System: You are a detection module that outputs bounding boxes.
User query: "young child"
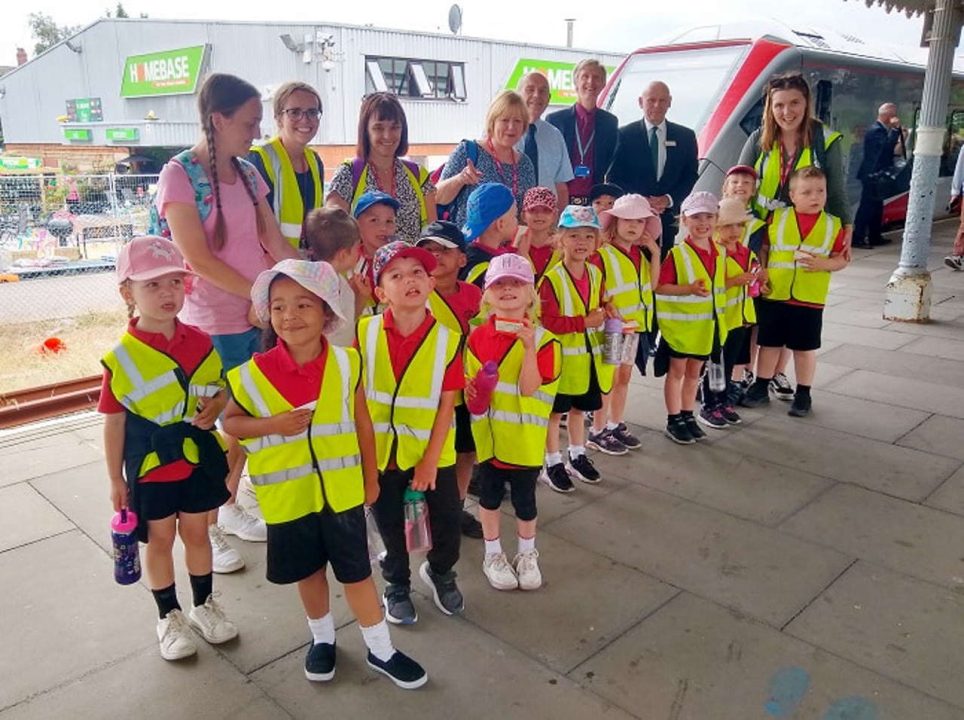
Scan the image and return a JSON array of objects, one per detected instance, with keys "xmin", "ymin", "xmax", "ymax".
[
  {"xmin": 352, "ymin": 190, "xmax": 400, "ymax": 315},
  {"xmin": 415, "ymin": 221, "xmax": 484, "ymax": 539},
  {"xmin": 698, "ymin": 198, "xmax": 763, "ymax": 429},
  {"xmin": 466, "ymin": 254, "xmax": 561, "ymax": 590},
  {"xmin": 223, "ymin": 259, "xmax": 427, "ymax": 689},
  {"xmin": 742, "ymin": 167, "xmax": 849, "ymax": 417},
  {"xmin": 588, "ymin": 194, "xmax": 662, "ymax": 454},
  {"xmin": 590, "ymin": 183, "xmax": 624, "ymax": 217},
  {"xmin": 460, "ymin": 182, "xmax": 519, "ymax": 288},
  {"xmin": 654, "ymin": 191, "xmax": 729, "ymax": 445},
  {"xmin": 100, "ymin": 236, "xmax": 237, "ymax": 661},
  {"xmin": 538, "ymin": 205, "xmax": 615, "ymax": 492},
  {"xmin": 514, "ymin": 186, "xmax": 561, "ymax": 283},
  {"xmin": 303, "ymin": 207, "xmax": 363, "ymax": 347},
  {"xmin": 359, "ymin": 241, "xmax": 466, "ymax": 623}
]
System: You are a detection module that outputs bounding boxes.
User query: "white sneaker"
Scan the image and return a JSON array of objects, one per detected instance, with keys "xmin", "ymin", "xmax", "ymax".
[
  {"xmin": 482, "ymin": 552, "xmax": 518, "ymax": 591},
  {"xmin": 157, "ymin": 609, "xmax": 197, "ymax": 661},
  {"xmin": 513, "ymin": 549, "xmax": 543, "ymax": 591},
  {"xmin": 945, "ymin": 255, "xmax": 963, "ymax": 271},
  {"xmin": 189, "ymin": 594, "xmax": 239, "ymax": 644},
  {"xmin": 219, "ymin": 503, "xmax": 267, "ymax": 542},
  {"xmin": 209, "ymin": 524, "xmax": 245, "ymax": 574}
]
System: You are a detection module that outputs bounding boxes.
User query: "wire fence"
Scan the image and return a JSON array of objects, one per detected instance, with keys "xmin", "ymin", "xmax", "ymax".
[{"xmin": 0, "ymin": 173, "xmax": 159, "ymax": 393}]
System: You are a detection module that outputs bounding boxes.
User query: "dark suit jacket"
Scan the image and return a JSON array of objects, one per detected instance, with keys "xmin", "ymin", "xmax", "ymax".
[
  {"xmin": 545, "ymin": 105, "xmax": 619, "ymax": 189},
  {"xmin": 857, "ymin": 121, "xmax": 900, "ymax": 181},
  {"xmin": 607, "ymin": 119, "xmax": 699, "ymax": 251}
]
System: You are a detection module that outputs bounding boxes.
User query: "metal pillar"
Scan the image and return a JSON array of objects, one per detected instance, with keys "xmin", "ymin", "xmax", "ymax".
[{"xmin": 883, "ymin": 0, "xmax": 962, "ymax": 321}]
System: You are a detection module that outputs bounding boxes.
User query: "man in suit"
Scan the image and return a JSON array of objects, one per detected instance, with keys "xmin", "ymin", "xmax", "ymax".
[
  {"xmin": 546, "ymin": 59, "xmax": 618, "ymax": 206},
  {"xmin": 853, "ymin": 103, "xmax": 903, "ymax": 248},
  {"xmin": 607, "ymin": 81, "xmax": 699, "ymax": 257},
  {"xmin": 515, "ymin": 71, "xmax": 574, "ymax": 206}
]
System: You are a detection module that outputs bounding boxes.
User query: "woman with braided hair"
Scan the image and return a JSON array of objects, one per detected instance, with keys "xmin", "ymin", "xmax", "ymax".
[{"xmin": 155, "ymin": 73, "xmax": 299, "ymax": 572}]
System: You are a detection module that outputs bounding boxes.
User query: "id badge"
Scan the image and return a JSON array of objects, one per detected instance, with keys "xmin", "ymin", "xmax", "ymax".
[{"xmin": 574, "ymin": 164, "xmax": 590, "ymax": 178}]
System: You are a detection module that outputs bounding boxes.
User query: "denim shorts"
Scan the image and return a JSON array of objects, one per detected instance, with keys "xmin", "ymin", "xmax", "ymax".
[{"xmin": 211, "ymin": 327, "xmax": 261, "ymax": 371}]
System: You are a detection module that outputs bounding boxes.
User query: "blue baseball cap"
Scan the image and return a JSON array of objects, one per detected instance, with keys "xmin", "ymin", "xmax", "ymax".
[
  {"xmin": 353, "ymin": 191, "xmax": 400, "ymax": 219},
  {"xmin": 558, "ymin": 204, "xmax": 601, "ymax": 230},
  {"xmin": 462, "ymin": 183, "xmax": 515, "ymax": 242}
]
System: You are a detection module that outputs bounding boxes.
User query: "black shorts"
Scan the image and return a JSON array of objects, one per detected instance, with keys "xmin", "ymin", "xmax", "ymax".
[
  {"xmin": 137, "ymin": 468, "xmax": 230, "ymax": 523},
  {"xmin": 756, "ymin": 300, "xmax": 823, "ymax": 352},
  {"xmin": 265, "ymin": 505, "xmax": 371, "ymax": 586},
  {"xmin": 477, "ymin": 461, "xmax": 538, "ymax": 521},
  {"xmin": 552, "ymin": 363, "xmax": 603, "ymax": 414},
  {"xmin": 723, "ymin": 326, "xmax": 752, "ymax": 366},
  {"xmin": 454, "ymin": 403, "xmax": 476, "ymax": 454}
]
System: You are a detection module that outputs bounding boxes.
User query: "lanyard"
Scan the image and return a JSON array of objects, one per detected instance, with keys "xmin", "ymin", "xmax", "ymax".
[
  {"xmin": 486, "ymin": 140, "xmax": 519, "ymax": 198},
  {"xmin": 575, "ymin": 124, "xmax": 595, "ymax": 165}
]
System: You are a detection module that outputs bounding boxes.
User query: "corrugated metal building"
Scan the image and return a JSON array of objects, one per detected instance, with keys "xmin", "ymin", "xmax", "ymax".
[{"xmin": 0, "ymin": 18, "xmax": 625, "ymax": 173}]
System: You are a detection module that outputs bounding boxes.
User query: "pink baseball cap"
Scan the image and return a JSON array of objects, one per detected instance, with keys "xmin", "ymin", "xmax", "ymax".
[
  {"xmin": 599, "ymin": 193, "xmax": 662, "ymax": 240},
  {"xmin": 116, "ymin": 236, "xmax": 192, "ymax": 283},
  {"xmin": 484, "ymin": 252, "xmax": 534, "ymax": 289},
  {"xmin": 523, "ymin": 186, "xmax": 557, "ymax": 213},
  {"xmin": 680, "ymin": 191, "xmax": 719, "ymax": 217}
]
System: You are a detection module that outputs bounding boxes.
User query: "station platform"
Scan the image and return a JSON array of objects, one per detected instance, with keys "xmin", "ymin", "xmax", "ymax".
[{"xmin": 1, "ymin": 221, "xmax": 963, "ymax": 719}]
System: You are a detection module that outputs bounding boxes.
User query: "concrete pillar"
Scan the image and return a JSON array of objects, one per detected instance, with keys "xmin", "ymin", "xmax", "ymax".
[{"xmin": 883, "ymin": 0, "xmax": 961, "ymax": 322}]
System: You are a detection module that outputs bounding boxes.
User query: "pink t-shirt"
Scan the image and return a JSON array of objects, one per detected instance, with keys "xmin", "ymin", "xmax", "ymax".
[{"xmin": 155, "ymin": 161, "xmax": 271, "ymax": 336}]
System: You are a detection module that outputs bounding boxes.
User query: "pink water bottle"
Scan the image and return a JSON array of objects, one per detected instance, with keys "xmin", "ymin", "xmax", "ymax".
[
  {"xmin": 466, "ymin": 361, "xmax": 499, "ymax": 415},
  {"xmin": 748, "ymin": 259, "xmax": 762, "ymax": 298},
  {"xmin": 111, "ymin": 508, "xmax": 141, "ymax": 585}
]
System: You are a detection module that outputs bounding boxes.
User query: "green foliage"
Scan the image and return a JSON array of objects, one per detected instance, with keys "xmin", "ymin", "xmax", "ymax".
[{"xmin": 28, "ymin": 12, "xmax": 79, "ymax": 56}]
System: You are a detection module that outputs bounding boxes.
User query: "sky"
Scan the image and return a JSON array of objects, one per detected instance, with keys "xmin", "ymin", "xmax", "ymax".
[{"xmin": 2, "ymin": 0, "xmax": 926, "ymax": 67}]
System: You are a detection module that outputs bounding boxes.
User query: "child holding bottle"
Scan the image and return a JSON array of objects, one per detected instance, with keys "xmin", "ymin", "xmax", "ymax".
[{"xmin": 514, "ymin": 186, "xmax": 561, "ymax": 283}]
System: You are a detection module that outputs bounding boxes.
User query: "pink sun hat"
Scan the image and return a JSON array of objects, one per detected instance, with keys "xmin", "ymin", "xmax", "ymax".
[{"xmin": 599, "ymin": 194, "xmax": 662, "ymax": 240}]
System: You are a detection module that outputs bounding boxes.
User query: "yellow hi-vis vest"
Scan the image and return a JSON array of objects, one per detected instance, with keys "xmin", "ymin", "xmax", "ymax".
[
  {"xmin": 596, "ymin": 243, "xmax": 655, "ymax": 333},
  {"xmin": 427, "ymin": 288, "xmax": 469, "ymax": 335},
  {"xmin": 358, "ymin": 314, "xmax": 461, "ymax": 472},
  {"xmin": 741, "ymin": 217, "xmax": 766, "ymax": 247},
  {"xmin": 226, "ymin": 346, "xmax": 364, "ymax": 524},
  {"xmin": 465, "ymin": 328, "xmax": 560, "ymax": 467},
  {"xmin": 539, "ymin": 263, "xmax": 615, "ymax": 395},
  {"xmin": 766, "ymin": 207, "xmax": 841, "ymax": 305},
  {"xmin": 655, "ymin": 242, "xmax": 728, "ymax": 356},
  {"xmin": 752, "ymin": 130, "xmax": 842, "ymax": 218},
  {"xmin": 348, "ymin": 159, "xmax": 430, "ymax": 230},
  {"xmin": 102, "ymin": 332, "xmax": 225, "ymax": 478},
  {"xmin": 723, "ymin": 249, "xmax": 759, "ymax": 329},
  {"xmin": 250, "ymin": 136, "xmax": 324, "ymax": 250}
]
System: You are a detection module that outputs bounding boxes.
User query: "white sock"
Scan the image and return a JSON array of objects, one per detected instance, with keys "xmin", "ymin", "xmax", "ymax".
[
  {"xmin": 606, "ymin": 422, "xmax": 619, "ymax": 431},
  {"xmin": 518, "ymin": 535, "xmax": 536, "ymax": 554},
  {"xmin": 546, "ymin": 451, "xmax": 562, "ymax": 467},
  {"xmin": 307, "ymin": 613, "xmax": 335, "ymax": 646},
  {"xmin": 484, "ymin": 537, "xmax": 503, "ymax": 556},
  {"xmin": 360, "ymin": 619, "xmax": 395, "ymax": 662},
  {"xmin": 569, "ymin": 445, "xmax": 586, "ymax": 459}
]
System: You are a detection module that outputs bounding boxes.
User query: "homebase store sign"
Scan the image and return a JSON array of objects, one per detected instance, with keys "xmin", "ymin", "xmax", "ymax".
[
  {"xmin": 120, "ymin": 46, "xmax": 207, "ymax": 98},
  {"xmin": 504, "ymin": 59, "xmax": 616, "ymax": 105}
]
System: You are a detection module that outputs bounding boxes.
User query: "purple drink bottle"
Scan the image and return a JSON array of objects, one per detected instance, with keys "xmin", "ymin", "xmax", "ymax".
[{"xmin": 111, "ymin": 508, "xmax": 141, "ymax": 585}]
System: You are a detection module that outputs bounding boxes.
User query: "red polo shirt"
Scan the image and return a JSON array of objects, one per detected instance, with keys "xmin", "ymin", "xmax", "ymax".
[
  {"xmin": 433, "ymin": 281, "xmax": 483, "ymax": 336},
  {"xmin": 381, "ymin": 309, "xmax": 464, "ymax": 390},
  {"xmin": 251, "ymin": 337, "xmax": 354, "ymax": 409},
  {"xmin": 528, "ymin": 243, "xmax": 557, "ymax": 279},
  {"xmin": 658, "ymin": 237, "xmax": 720, "ymax": 286}
]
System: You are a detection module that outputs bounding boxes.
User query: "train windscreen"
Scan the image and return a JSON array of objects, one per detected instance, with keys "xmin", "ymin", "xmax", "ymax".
[{"xmin": 604, "ymin": 45, "xmax": 747, "ymax": 131}]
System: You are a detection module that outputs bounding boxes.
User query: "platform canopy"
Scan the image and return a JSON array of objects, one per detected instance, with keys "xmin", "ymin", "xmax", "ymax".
[{"xmin": 849, "ymin": 0, "xmax": 938, "ymax": 16}]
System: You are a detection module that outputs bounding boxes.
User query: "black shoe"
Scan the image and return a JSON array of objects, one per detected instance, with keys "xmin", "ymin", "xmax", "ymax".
[
  {"xmin": 460, "ymin": 509, "xmax": 483, "ymax": 539},
  {"xmin": 788, "ymin": 393, "xmax": 812, "ymax": 418},
  {"xmin": 419, "ymin": 561, "xmax": 464, "ymax": 616},
  {"xmin": 683, "ymin": 413, "xmax": 707, "ymax": 441},
  {"xmin": 467, "ymin": 466, "xmax": 481, "ymax": 498},
  {"xmin": 367, "ymin": 650, "xmax": 428, "ymax": 690},
  {"xmin": 664, "ymin": 416, "xmax": 695, "ymax": 445},
  {"xmin": 741, "ymin": 380, "xmax": 771, "ymax": 408},
  {"xmin": 304, "ymin": 642, "xmax": 336, "ymax": 682},
  {"xmin": 544, "ymin": 462, "xmax": 574, "ymax": 493},
  {"xmin": 567, "ymin": 453, "xmax": 601, "ymax": 484},
  {"xmin": 611, "ymin": 423, "xmax": 641, "ymax": 450},
  {"xmin": 383, "ymin": 584, "xmax": 417, "ymax": 625},
  {"xmin": 586, "ymin": 428, "xmax": 628, "ymax": 456}
]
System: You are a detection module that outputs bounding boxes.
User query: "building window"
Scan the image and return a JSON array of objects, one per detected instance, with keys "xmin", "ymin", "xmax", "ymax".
[{"xmin": 365, "ymin": 56, "xmax": 467, "ymax": 100}]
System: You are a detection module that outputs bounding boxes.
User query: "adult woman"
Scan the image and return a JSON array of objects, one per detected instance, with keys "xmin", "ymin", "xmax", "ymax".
[
  {"xmin": 436, "ymin": 90, "xmax": 537, "ymax": 227},
  {"xmin": 326, "ymin": 92, "xmax": 435, "ymax": 241},
  {"xmin": 249, "ymin": 82, "xmax": 325, "ymax": 253}
]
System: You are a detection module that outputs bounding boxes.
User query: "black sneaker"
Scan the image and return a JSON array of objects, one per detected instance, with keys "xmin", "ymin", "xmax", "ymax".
[
  {"xmin": 720, "ymin": 405, "xmax": 742, "ymax": 425},
  {"xmin": 664, "ymin": 416, "xmax": 695, "ymax": 445},
  {"xmin": 544, "ymin": 462, "xmax": 574, "ymax": 493},
  {"xmin": 683, "ymin": 414, "xmax": 707, "ymax": 441},
  {"xmin": 367, "ymin": 650, "xmax": 428, "ymax": 690},
  {"xmin": 460, "ymin": 509, "xmax": 483, "ymax": 539},
  {"xmin": 611, "ymin": 423, "xmax": 641, "ymax": 450},
  {"xmin": 769, "ymin": 373, "xmax": 794, "ymax": 401},
  {"xmin": 788, "ymin": 393, "xmax": 812, "ymax": 418},
  {"xmin": 586, "ymin": 428, "xmax": 628, "ymax": 456},
  {"xmin": 418, "ymin": 561, "xmax": 464, "ymax": 616},
  {"xmin": 383, "ymin": 584, "xmax": 417, "ymax": 625},
  {"xmin": 559, "ymin": 412, "xmax": 568, "ymax": 429},
  {"xmin": 567, "ymin": 453, "xmax": 601, "ymax": 484},
  {"xmin": 304, "ymin": 642, "xmax": 336, "ymax": 682},
  {"xmin": 741, "ymin": 380, "xmax": 771, "ymax": 408},
  {"xmin": 698, "ymin": 406, "xmax": 728, "ymax": 429}
]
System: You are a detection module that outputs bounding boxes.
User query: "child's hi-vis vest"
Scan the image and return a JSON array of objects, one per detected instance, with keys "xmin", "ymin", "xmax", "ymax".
[
  {"xmin": 249, "ymin": 136, "xmax": 324, "ymax": 250},
  {"xmin": 464, "ymin": 328, "xmax": 560, "ymax": 467},
  {"xmin": 227, "ymin": 346, "xmax": 364, "ymax": 524},
  {"xmin": 540, "ymin": 263, "xmax": 615, "ymax": 395},
  {"xmin": 723, "ymin": 249, "xmax": 759, "ymax": 329},
  {"xmin": 596, "ymin": 244, "xmax": 655, "ymax": 333},
  {"xmin": 741, "ymin": 217, "xmax": 766, "ymax": 247},
  {"xmin": 654, "ymin": 243, "xmax": 728, "ymax": 356},
  {"xmin": 102, "ymin": 333, "xmax": 226, "ymax": 478},
  {"xmin": 358, "ymin": 314, "xmax": 461, "ymax": 472},
  {"xmin": 766, "ymin": 207, "xmax": 841, "ymax": 305}
]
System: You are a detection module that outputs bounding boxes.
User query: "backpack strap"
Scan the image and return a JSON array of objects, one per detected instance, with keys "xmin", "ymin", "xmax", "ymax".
[{"xmin": 350, "ymin": 157, "xmax": 367, "ymax": 192}]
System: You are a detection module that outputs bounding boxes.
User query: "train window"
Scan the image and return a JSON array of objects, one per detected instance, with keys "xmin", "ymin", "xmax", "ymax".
[
  {"xmin": 815, "ymin": 81, "xmax": 832, "ymax": 126},
  {"xmin": 740, "ymin": 97, "xmax": 764, "ymax": 136}
]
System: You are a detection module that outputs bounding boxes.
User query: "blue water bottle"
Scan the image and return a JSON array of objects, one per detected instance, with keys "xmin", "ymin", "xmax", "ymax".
[{"xmin": 111, "ymin": 508, "xmax": 141, "ymax": 585}]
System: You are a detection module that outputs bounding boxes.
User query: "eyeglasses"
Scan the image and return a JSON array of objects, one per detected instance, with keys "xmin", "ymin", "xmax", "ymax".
[{"xmin": 282, "ymin": 108, "xmax": 321, "ymax": 121}]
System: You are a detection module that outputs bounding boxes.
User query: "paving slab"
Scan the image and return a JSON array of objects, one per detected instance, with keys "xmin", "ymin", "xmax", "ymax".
[
  {"xmin": 712, "ymin": 414, "xmax": 958, "ymax": 501},
  {"xmin": 781, "ymin": 484, "xmax": 964, "ymax": 590},
  {"xmin": 572, "ymin": 591, "xmax": 962, "ymax": 720},
  {"xmin": 543, "ymin": 484, "xmax": 851, "ymax": 627},
  {"xmin": 820, "ymin": 343, "xmax": 964, "ymax": 386},
  {"xmin": 902, "ymin": 334, "xmax": 964, "ymax": 363},
  {"xmin": 896, "ymin": 414, "xmax": 964, "ymax": 461},
  {"xmin": 250, "ymin": 608, "xmax": 633, "ymax": 720},
  {"xmin": 0, "ymin": 432, "xmax": 102, "ymax": 487},
  {"xmin": 924, "ymin": 464, "xmax": 964, "ymax": 517},
  {"xmin": 30, "ymin": 460, "xmax": 119, "ymax": 554},
  {"xmin": 880, "ymin": 317, "xmax": 964, "ymax": 343},
  {"xmin": 786, "ymin": 561, "xmax": 964, "ymax": 710},
  {"xmin": 0, "ymin": 531, "xmax": 157, "ymax": 709},
  {"xmin": 0, "ymin": 482, "xmax": 74, "ymax": 552},
  {"xmin": 824, "ymin": 369, "xmax": 964, "ymax": 420},
  {"xmin": 821, "ymin": 322, "xmax": 916, "ymax": 350},
  {"xmin": 794, "ymin": 389, "xmax": 929, "ymax": 443}
]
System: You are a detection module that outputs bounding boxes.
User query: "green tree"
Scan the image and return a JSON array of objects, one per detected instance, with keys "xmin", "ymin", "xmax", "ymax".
[
  {"xmin": 105, "ymin": 4, "xmax": 130, "ymax": 18},
  {"xmin": 27, "ymin": 13, "xmax": 79, "ymax": 55}
]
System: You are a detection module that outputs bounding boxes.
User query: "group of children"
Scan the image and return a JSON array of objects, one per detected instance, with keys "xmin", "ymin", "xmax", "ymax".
[{"xmin": 100, "ymin": 157, "xmax": 847, "ymax": 689}]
